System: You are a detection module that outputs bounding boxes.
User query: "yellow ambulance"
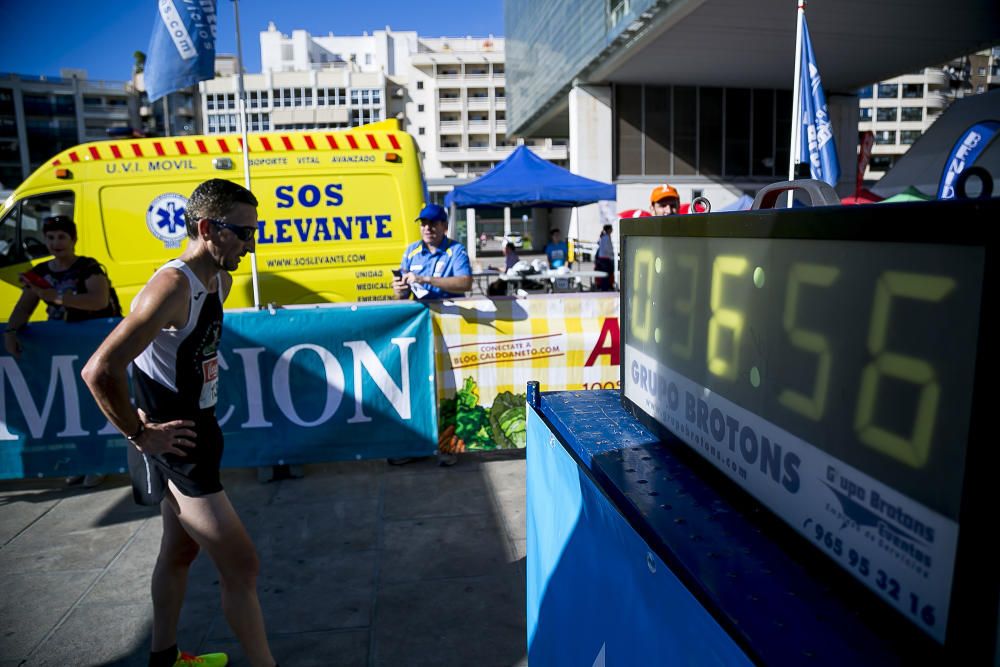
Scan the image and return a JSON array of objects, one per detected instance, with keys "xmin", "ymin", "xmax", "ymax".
[{"xmin": 0, "ymin": 119, "xmax": 425, "ymax": 319}]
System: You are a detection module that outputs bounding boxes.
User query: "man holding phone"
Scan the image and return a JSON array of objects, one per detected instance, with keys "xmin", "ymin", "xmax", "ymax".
[{"xmin": 392, "ymin": 204, "xmax": 472, "ymax": 300}]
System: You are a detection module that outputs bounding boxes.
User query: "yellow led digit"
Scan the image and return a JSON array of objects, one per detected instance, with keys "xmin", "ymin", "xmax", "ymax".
[
  {"xmin": 854, "ymin": 272, "xmax": 956, "ymax": 468},
  {"xmin": 707, "ymin": 255, "xmax": 748, "ymax": 380},
  {"xmin": 670, "ymin": 254, "xmax": 699, "ymax": 361},
  {"xmin": 630, "ymin": 248, "xmax": 656, "ymax": 343},
  {"xmin": 778, "ymin": 263, "xmax": 840, "ymax": 420}
]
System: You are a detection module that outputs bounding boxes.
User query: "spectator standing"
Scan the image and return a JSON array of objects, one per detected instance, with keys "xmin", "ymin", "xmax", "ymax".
[
  {"xmin": 392, "ymin": 204, "xmax": 472, "ymax": 301},
  {"xmin": 82, "ymin": 179, "xmax": 278, "ymax": 667},
  {"xmin": 544, "ymin": 228, "xmax": 569, "ymax": 268},
  {"xmin": 4, "ymin": 215, "xmax": 121, "ymax": 487},
  {"xmin": 651, "ymin": 184, "xmax": 681, "ymax": 216},
  {"xmin": 594, "ymin": 224, "xmax": 615, "ymax": 291}
]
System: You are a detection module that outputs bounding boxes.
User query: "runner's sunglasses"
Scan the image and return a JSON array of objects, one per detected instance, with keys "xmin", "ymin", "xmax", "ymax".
[{"xmin": 207, "ymin": 218, "xmax": 257, "ymax": 242}]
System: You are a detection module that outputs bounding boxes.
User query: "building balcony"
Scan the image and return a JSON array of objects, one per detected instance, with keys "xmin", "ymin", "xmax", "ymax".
[
  {"xmin": 439, "ymin": 145, "xmax": 462, "ymax": 152},
  {"xmin": 83, "ymin": 105, "xmax": 130, "ymax": 118},
  {"xmin": 439, "ymin": 121, "xmax": 463, "ymax": 135},
  {"xmin": 468, "ymin": 145, "xmax": 490, "ymax": 151},
  {"xmin": 467, "ymin": 120, "xmax": 490, "ymax": 131},
  {"xmin": 925, "ymin": 92, "xmax": 948, "ymax": 108},
  {"xmin": 494, "ymin": 120, "xmax": 506, "ymax": 132},
  {"xmin": 467, "ymin": 97, "xmax": 490, "ymax": 110},
  {"xmin": 494, "ymin": 97, "xmax": 506, "ymax": 109},
  {"xmin": 924, "ymin": 69, "xmax": 949, "ymax": 87},
  {"xmin": 464, "ymin": 72, "xmax": 489, "ymax": 80},
  {"xmin": 438, "ymin": 98, "xmax": 462, "ymax": 110}
]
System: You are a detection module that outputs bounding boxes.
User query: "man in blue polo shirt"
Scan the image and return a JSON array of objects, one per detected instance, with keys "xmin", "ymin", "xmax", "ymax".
[{"xmin": 392, "ymin": 204, "xmax": 472, "ymax": 300}]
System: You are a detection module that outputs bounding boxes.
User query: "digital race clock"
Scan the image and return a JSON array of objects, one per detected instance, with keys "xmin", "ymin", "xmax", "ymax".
[{"xmin": 620, "ymin": 196, "xmax": 997, "ymax": 650}]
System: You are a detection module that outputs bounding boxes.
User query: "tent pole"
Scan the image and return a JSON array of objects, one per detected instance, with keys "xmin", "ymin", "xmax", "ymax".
[
  {"xmin": 504, "ymin": 206, "xmax": 511, "ymax": 242},
  {"xmin": 467, "ymin": 208, "xmax": 477, "ymax": 263}
]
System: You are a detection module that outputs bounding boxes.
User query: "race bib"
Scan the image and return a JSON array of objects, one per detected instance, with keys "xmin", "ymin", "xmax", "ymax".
[{"xmin": 199, "ymin": 356, "xmax": 219, "ymax": 409}]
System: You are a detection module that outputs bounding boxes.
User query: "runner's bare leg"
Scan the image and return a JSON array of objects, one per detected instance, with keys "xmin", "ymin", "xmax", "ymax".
[
  {"xmin": 151, "ymin": 495, "xmax": 200, "ymax": 651},
  {"xmin": 168, "ymin": 480, "xmax": 276, "ymax": 667}
]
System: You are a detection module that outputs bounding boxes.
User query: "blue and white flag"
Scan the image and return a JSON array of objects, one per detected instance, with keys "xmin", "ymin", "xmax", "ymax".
[
  {"xmin": 144, "ymin": 0, "xmax": 218, "ymax": 102},
  {"xmin": 798, "ymin": 15, "xmax": 840, "ymax": 186},
  {"xmin": 937, "ymin": 120, "xmax": 1000, "ymax": 199}
]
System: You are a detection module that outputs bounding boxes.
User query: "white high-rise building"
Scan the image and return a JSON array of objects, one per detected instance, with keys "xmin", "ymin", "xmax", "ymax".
[
  {"xmin": 858, "ymin": 47, "xmax": 999, "ymax": 180},
  {"xmin": 200, "ymin": 24, "xmax": 568, "ymax": 196}
]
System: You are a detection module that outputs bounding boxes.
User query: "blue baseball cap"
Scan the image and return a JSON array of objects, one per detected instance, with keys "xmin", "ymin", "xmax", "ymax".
[{"xmin": 416, "ymin": 204, "xmax": 448, "ymax": 224}]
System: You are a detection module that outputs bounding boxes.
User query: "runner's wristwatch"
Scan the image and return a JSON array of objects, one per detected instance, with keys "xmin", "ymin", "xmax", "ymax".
[{"xmin": 125, "ymin": 422, "xmax": 144, "ymax": 442}]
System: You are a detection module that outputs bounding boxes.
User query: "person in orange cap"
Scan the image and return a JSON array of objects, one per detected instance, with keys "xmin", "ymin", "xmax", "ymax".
[{"xmin": 650, "ymin": 184, "xmax": 680, "ymax": 216}]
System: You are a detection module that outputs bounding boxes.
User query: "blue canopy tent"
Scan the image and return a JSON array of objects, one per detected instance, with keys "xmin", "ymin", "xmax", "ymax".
[{"xmin": 444, "ymin": 146, "xmax": 615, "ymax": 260}]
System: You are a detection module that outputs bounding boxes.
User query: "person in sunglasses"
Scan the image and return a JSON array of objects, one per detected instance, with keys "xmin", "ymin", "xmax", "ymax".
[{"xmin": 83, "ymin": 179, "xmax": 279, "ymax": 667}]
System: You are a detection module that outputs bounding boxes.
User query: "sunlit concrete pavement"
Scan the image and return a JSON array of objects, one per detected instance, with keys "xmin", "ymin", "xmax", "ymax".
[{"xmin": 0, "ymin": 451, "xmax": 527, "ymax": 666}]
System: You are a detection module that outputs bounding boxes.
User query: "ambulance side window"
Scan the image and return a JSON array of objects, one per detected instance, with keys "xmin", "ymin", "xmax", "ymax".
[
  {"xmin": 0, "ymin": 191, "xmax": 75, "ymax": 266},
  {"xmin": 0, "ymin": 204, "xmax": 17, "ymax": 267}
]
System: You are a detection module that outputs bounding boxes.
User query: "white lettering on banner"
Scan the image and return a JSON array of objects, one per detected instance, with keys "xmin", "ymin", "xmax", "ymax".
[
  {"xmin": 271, "ymin": 344, "xmax": 346, "ymax": 427},
  {"xmin": 158, "ymin": 0, "xmax": 197, "ymax": 60},
  {"xmin": 232, "ymin": 347, "xmax": 272, "ymax": 428},
  {"xmin": 344, "ymin": 337, "xmax": 415, "ymax": 424},
  {"xmin": 941, "ymin": 131, "xmax": 983, "ymax": 199},
  {"xmin": 1, "ymin": 340, "xmax": 417, "ymax": 440},
  {"xmin": 0, "ymin": 356, "xmax": 88, "ymax": 440}
]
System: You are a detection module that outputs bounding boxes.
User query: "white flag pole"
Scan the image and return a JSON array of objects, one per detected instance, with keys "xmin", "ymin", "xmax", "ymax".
[
  {"xmin": 787, "ymin": 1, "xmax": 805, "ymax": 207},
  {"xmin": 232, "ymin": 0, "xmax": 261, "ymax": 308}
]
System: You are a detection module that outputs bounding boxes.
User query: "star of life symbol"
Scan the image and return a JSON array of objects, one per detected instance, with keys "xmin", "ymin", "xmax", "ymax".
[{"xmin": 146, "ymin": 193, "xmax": 189, "ymax": 248}]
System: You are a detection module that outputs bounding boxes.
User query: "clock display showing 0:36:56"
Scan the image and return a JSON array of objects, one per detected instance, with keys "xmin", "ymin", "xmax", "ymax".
[{"xmin": 625, "ymin": 236, "xmax": 984, "ymax": 519}]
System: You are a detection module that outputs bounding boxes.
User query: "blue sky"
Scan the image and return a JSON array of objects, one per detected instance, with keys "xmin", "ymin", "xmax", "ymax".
[{"xmin": 3, "ymin": 0, "xmax": 505, "ymax": 81}]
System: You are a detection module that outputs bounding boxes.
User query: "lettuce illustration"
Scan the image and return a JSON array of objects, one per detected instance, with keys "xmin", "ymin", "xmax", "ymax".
[
  {"xmin": 449, "ymin": 377, "xmax": 494, "ymax": 449},
  {"xmin": 489, "ymin": 391, "xmax": 527, "ymax": 449}
]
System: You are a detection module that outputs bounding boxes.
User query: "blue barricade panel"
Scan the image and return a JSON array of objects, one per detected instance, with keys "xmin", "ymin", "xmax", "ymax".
[{"xmin": 527, "ymin": 389, "xmax": 944, "ymax": 666}]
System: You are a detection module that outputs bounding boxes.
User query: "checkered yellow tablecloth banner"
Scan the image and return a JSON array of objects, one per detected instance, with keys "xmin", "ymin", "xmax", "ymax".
[{"xmin": 427, "ymin": 293, "xmax": 621, "ymax": 409}]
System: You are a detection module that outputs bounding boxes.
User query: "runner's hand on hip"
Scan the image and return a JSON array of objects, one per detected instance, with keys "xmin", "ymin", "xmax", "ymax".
[{"xmin": 130, "ymin": 408, "xmax": 197, "ymax": 456}]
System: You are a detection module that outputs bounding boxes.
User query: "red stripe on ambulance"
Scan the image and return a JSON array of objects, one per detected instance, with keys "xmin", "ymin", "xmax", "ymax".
[
  {"xmin": 175, "ymin": 141, "xmax": 188, "ymax": 155},
  {"xmin": 388, "ymin": 134, "xmax": 401, "ymax": 149},
  {"xmin": 366, "ymin": 134, "xmax": 378, "ymax": 149},
  {"xmin": 281, "ymin": 136, "xmax": 294, "ymax": 150},
  {"xmin": 346, "ymin": 135, "xmax": 359, "ymax": 149},
  {"xmin": 89, "ymin": 146, "xmax": 101, "ymax": 160},
  {"xmin": 153, "ymin": 142, "xmax": 165, "ymax": 156},
  {"xmin": 326, "ymin": 135, "xmax": 339, "ymax": 149},
  {"xmin": 131, "ymin": 143, "xmax": 143, "ymax": 157},
  {"xmin": 304, "ymin": 135, "xmax": 316, "ymax": 150},
  {"xmin": 260, "ymin": 137, "xmax": 273, "ymax": 151}
]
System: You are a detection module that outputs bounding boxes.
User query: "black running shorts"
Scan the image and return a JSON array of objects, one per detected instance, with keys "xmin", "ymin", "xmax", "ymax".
[{"xmin": 127, "ymin": 415, "xmax": 224, "ymax": 506}]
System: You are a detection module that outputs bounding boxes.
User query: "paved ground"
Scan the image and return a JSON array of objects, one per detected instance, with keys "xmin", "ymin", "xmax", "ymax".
[{"xmin": 0, "ymin": 451, "xmax": 527, "ymax": 666}]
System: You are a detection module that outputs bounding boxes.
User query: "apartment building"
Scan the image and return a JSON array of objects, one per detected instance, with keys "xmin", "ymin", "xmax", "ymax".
[
  {"xmin": 200, "ymin": 24, "xmax": 567, "ymax": 195},
  {"xmin": 0, "ymin": 71, "xmax": 134, "ymax": 189},
  {"xmin": 858, "ymin": 47, "xmax": 999, "ymax": 179}
]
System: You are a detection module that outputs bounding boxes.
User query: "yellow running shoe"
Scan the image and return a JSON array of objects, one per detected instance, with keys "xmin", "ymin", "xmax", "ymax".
[{"xmin": 174, "ymin": 650, "xmax": 228, "ymax": 666}]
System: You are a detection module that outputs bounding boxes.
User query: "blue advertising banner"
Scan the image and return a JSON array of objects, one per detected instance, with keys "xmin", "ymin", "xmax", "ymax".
[
  {"xmin": 937, "ymin": 120, "xmax": 1000, "ymax": 199},
  {"xmin": 0, "ymin": 302, "xmax": 436, "ymax": 479},
  {"xmin": 144, "ymin": 0, "xmax": 217, "ymax": 102}
]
